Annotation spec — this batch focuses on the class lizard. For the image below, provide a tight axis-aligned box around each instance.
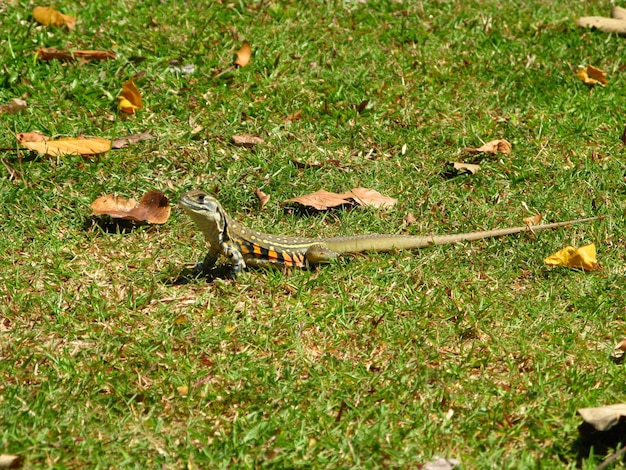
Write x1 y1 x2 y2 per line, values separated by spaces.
178 189 599 276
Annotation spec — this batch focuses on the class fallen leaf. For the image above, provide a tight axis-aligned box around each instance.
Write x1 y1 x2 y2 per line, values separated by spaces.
91 190 171 224
118 78 143 114
17 133 111 156
451 162 480 174
111 132 155 149
234 41 251 68
33 6 76 29
464 139 512 154
254 189 270 209
16 131 46 142
523 214 543 226
578 404 626 431
0 98 27 115
0 454 23 469
285 109 303 122
36 48 116 61
356 99 369 113
284 188 396 211
423 457 461 470
611 338 626 364
544 243 599 271
577 65 608 86
404 212 417 225
232 134 264 148
177 386 189 396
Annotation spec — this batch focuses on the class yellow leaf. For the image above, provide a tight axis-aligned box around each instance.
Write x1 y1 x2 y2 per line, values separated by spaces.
544 243 599 271
17 133 111 156
33 6 76 30
177 386 188 396
234 41 251 68
577 66 607 86
117 78 143 114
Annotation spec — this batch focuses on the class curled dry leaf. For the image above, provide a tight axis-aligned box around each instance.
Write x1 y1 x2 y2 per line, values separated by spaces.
91 190 171 224
0 454 23 469
0 98 27 115
285 109 303 122
33 6 76 29
611 338 626 364
523 214 543 226
111 132 155 149
577 65 607 86
118 78 143 114
578 404 626 431
17 133 111 156
254 189 271 209
232 134 264 148
544 243 599 271
451 162 480 175
464 139 512 155
284 188 396 211
234 41 252 68
36 48 116 61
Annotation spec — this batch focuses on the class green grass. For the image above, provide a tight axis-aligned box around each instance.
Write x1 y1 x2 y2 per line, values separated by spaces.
1 0 625 468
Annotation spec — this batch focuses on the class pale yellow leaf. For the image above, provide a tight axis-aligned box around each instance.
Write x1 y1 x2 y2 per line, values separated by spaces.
18 134 111 156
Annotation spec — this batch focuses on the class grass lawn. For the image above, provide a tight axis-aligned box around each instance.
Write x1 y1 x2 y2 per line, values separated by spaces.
1 0 625 467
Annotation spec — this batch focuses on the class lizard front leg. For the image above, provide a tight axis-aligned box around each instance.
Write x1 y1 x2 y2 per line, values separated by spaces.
221 241 247 275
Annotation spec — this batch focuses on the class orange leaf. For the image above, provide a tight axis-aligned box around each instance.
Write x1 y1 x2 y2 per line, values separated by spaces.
117 78 143 114
91 190 171 224
33 6 76 30
17 133 111 156
577 65 607 86
464 139 512 154
544 243 599 271
285 109 303 122
234 41 251 68
523 214 543 226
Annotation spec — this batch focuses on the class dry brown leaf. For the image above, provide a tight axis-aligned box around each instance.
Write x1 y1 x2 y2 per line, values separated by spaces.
464 139 512 154
0 98 27 115
234 41 252 68
118 78 143 114
356 99 369 113
577 65 608 86
451 162 480 174
254 189 270 209
523 214 543 226
349 187 397 208
284 188 396 211
232 134 264 148
404 212 417 225
578 404 626 431
111 132 155 149
33 6 76 29
91 190 171 224
36 48 116 61
17 133 111 156
285 109 303 122
16 131 46 142
544 243 599 271
611 338 626 364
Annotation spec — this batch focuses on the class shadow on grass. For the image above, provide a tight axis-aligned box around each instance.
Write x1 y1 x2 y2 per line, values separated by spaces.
572 422 626 468
165 265 235 285
85 216 146 234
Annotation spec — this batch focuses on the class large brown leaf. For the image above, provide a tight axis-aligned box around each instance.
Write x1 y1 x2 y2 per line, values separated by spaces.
284 188 397 211
91 191 171 224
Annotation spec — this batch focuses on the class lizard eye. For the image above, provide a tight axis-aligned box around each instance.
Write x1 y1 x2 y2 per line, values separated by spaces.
197 193 205 203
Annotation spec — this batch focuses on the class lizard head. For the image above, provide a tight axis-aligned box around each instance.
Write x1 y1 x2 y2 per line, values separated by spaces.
178 190 228 245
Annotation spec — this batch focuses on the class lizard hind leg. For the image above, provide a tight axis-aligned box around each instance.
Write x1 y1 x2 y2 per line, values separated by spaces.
305 244 339 266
